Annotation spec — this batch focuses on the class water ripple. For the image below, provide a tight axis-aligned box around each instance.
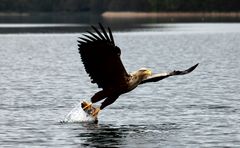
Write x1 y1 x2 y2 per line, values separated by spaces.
1 25 240 147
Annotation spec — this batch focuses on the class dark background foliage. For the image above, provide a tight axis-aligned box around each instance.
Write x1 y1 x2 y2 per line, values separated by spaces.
0 0 240 13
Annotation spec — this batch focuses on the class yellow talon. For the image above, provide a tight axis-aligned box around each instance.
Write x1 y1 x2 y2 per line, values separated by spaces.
91 108 100 118
81 101 92 110
81 101 100 119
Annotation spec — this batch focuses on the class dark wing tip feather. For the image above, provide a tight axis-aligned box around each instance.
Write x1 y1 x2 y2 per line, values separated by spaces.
108 27 115 45
82 34 97 42
78 37 92 43
77 40 86 44
78 23 114 46
91 25 106 40
86 30 101 40
185 63 199 73
171 63 199 75
99 23 110 42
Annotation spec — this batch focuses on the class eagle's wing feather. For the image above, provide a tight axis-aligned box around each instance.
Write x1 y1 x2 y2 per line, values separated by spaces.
140 63 198 84
78 23 128 89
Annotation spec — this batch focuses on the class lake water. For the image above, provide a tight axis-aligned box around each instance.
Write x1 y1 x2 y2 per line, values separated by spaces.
0 23 240 147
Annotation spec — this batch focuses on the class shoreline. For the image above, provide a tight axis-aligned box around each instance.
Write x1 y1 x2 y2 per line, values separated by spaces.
1 11 240 18
0 12 30 17
102 11 240 19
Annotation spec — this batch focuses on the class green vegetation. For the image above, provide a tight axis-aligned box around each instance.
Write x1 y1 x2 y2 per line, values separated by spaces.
0 0 240 13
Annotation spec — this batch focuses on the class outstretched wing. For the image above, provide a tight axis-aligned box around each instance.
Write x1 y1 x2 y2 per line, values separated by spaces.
78 23 129 89
140 63 199 84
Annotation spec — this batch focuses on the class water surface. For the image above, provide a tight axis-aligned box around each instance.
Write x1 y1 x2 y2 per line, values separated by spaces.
0 24 240 147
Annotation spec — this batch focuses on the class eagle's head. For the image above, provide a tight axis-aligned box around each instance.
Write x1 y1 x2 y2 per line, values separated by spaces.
138 68 152 79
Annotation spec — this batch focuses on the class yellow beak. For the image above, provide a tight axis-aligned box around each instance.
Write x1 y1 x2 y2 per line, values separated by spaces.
144 69 152 76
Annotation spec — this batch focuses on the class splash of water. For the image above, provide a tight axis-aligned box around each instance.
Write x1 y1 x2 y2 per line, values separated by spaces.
61 100 97 123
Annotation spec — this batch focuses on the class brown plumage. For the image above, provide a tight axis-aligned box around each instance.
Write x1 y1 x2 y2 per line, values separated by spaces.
78 23 198 115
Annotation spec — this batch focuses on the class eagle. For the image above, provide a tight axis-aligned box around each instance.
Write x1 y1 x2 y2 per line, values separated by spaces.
78 23 198 118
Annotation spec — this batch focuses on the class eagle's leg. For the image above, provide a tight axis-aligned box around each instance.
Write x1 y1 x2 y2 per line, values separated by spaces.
91 90 107 103
91 95 119 118
100 95 119 110
88 90 107 118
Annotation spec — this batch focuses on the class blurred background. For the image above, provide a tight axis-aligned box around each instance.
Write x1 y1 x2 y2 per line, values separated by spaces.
0 0 240 33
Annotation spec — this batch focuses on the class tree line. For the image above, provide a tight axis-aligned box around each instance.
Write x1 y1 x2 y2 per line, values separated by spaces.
0 0 240 13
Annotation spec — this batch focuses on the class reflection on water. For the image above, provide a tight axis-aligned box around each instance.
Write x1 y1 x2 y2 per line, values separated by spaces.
78 124 126 147
74 123 180 147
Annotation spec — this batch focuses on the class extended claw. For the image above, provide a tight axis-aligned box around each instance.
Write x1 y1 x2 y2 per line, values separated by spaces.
81 101 100 119
91 108 100 118
81 101 92 111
